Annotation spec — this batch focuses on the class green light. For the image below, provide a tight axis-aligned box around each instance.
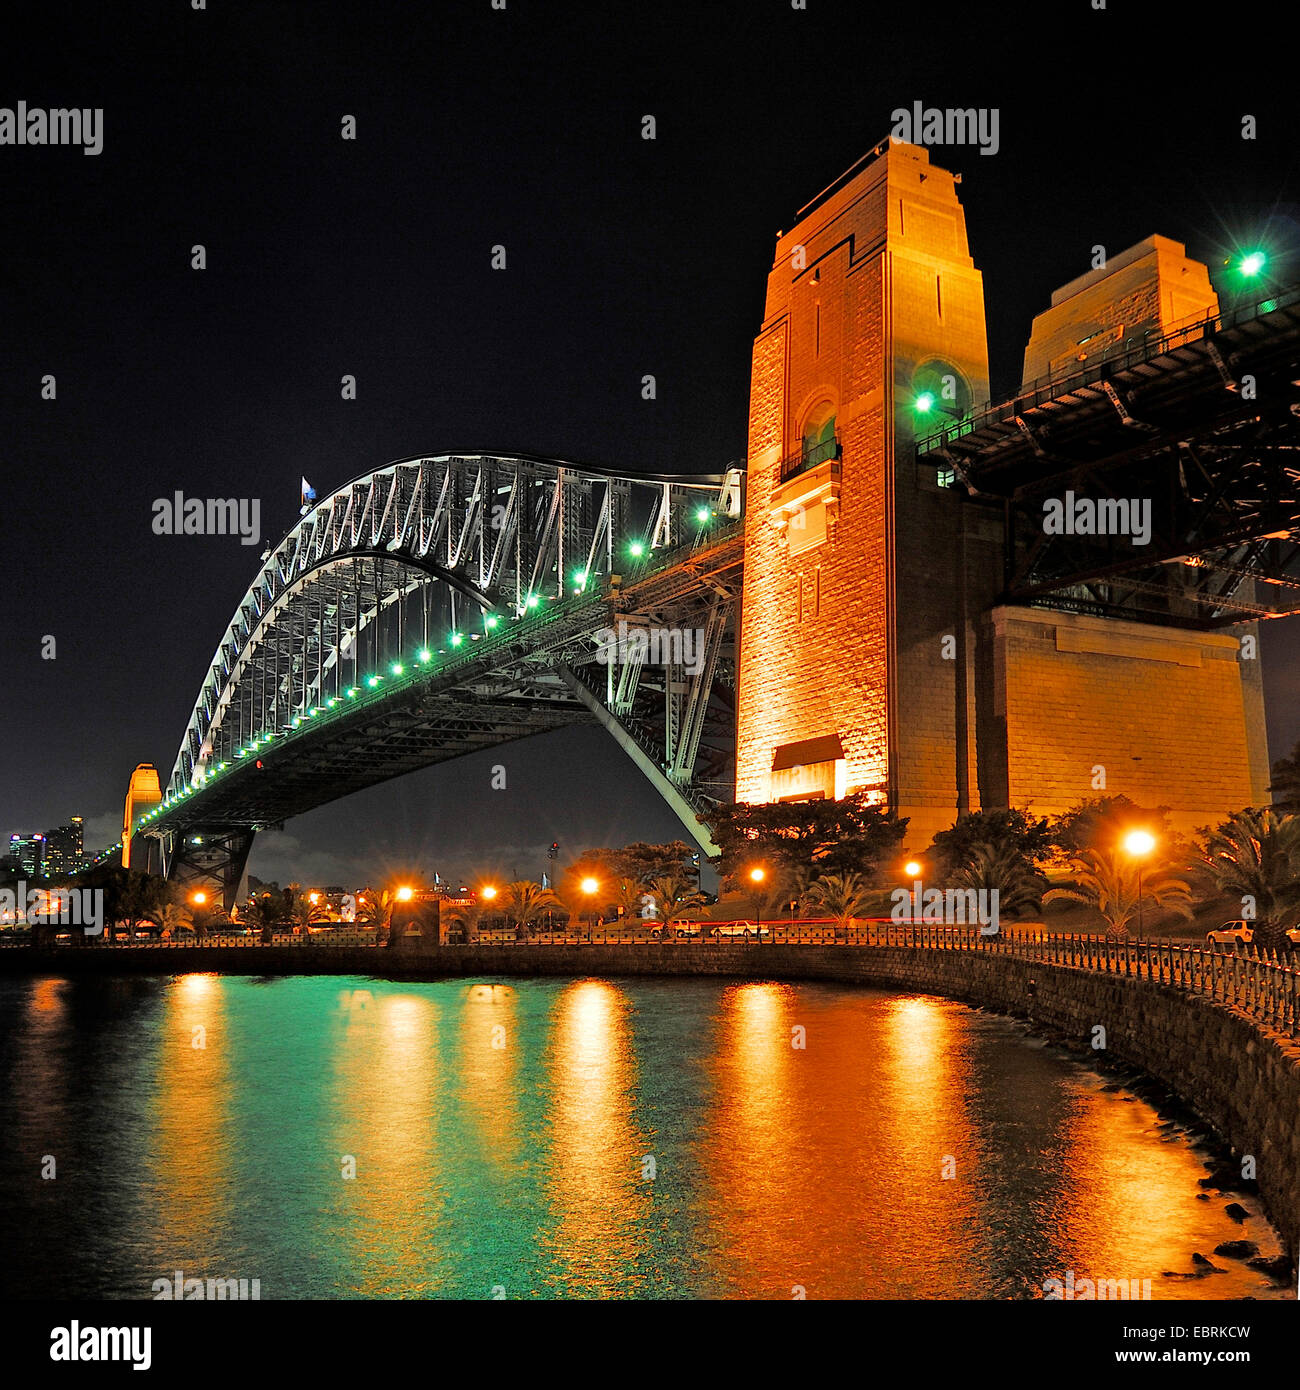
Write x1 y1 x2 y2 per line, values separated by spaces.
572 570 586 586
391 663 404 675
629 541 644 558
347 688 358 698
526 594 540 609
451 633 463 646
366 675 380 687
915 391 935 414
417 649 431 662
1241 251 1266 277
696 507 710 523
485 616 498 630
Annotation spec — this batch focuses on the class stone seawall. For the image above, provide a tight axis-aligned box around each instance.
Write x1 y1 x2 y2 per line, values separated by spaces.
10 941 1299 1256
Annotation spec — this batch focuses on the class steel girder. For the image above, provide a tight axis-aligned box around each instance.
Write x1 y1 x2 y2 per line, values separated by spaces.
166 454 737 799
159 828 255 915
130 457 744 871
918 287 1300 628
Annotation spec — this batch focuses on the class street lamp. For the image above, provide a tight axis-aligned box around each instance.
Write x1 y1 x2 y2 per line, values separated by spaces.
581 876 599 936
191 890 207 906
903 859 922 879
750 867 766 936
395 885 414 902
1123 830 1156 935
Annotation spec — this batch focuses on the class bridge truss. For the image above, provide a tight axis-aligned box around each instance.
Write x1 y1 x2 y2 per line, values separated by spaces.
918 287 1300 629
130 454 745 907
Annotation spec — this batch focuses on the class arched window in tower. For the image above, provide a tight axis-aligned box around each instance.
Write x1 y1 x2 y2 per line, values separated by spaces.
782 400 838 482
909 359 972 436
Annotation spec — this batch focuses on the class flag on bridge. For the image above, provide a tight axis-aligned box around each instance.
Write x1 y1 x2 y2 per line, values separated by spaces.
300 477 317 517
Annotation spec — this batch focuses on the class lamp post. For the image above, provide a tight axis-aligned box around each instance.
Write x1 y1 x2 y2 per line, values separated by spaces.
581 876 599 938
750 867 766 937
1123 830 1156 936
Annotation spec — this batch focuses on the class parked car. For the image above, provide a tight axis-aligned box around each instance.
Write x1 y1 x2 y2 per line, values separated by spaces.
1204 921 1300 947
706 921 772 941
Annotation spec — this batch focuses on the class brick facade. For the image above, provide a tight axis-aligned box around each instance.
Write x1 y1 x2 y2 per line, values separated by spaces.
736 143 1272 850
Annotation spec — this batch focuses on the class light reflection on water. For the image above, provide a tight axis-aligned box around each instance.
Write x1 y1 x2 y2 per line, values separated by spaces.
0 973 1287 1300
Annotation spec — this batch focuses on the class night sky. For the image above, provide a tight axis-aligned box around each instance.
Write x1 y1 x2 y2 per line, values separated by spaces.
2 1 1296 887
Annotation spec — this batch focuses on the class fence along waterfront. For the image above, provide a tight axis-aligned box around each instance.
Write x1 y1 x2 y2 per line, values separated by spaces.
23 921 1300 1041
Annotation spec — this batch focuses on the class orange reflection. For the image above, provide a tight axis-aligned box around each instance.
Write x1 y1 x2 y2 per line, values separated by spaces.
542 980 647 1293
459 983 520 1163
327 990 445 1294
151 974 232 1260
701 985 978 1298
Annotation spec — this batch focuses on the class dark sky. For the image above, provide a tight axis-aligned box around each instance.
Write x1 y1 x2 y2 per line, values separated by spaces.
2 0 1297 886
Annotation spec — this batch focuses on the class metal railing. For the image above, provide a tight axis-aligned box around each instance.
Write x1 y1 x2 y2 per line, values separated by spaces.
11 922 1300 1040
916 283 1300 455
779 436 840 484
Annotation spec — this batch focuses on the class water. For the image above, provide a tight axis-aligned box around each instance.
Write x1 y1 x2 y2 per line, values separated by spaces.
0 972 1287 1300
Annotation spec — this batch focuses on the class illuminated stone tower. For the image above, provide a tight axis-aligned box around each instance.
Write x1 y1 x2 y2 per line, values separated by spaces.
122 763 162 869
736 140 994 843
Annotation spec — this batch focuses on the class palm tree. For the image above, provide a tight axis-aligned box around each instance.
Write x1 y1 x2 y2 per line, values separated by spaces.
1044 847 1193 938
149 902 194 941
803 871 874 928
288 894 317 935
503 880 564 938
246 893 284 944
646 873 707 931
951 841 1048 921
1199 809 1300 953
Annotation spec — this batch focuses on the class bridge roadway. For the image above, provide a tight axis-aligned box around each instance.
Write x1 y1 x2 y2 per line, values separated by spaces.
123 519 742 902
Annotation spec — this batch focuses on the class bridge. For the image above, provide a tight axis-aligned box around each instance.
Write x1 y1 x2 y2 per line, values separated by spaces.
114 454 744 907
87 140 1300 905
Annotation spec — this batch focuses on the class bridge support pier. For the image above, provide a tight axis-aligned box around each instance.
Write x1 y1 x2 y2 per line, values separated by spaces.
157 827 256 915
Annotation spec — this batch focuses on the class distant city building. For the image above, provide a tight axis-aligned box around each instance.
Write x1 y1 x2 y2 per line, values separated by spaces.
43 818 85 876
8 833 46 876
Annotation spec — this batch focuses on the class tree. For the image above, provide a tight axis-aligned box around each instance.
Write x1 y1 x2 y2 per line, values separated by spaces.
950 841 1049 921
503 880 564 939
645 873 706 929
929 809 1054 878
149 902 194 940
608 841 699 884
699 794 907 887
1269 741 1300 815
246 892 288 944
1050 795 1173 860
1044 847 1193 939
1198 809 1300 953
78 864 170 946
803 871 875 928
